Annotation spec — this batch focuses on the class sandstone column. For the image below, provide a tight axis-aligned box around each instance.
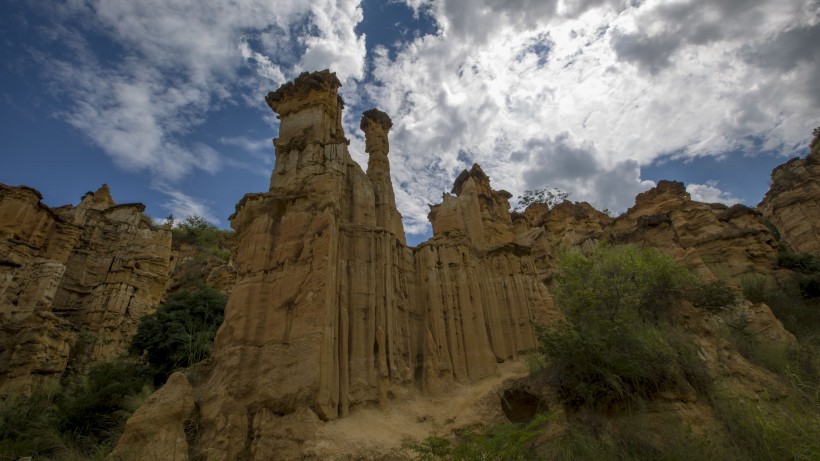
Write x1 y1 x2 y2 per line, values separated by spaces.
361 109 406 245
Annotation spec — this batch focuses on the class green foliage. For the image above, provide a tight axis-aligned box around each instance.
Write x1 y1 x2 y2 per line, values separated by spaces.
57 359 151 440
553 245 695 324
544 416 724 461
711 393 820 461
740 273 820 342
408 413 552 460
0 358 152 460
172 215 232 261
690 279 738 312
129 285 227 384
536 245 702 408
516 187 571 212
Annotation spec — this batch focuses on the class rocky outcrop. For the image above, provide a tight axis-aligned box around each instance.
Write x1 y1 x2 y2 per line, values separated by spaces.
758 143 820 255
0 184 173 394
112 70 557 460
0 185 81 394
609 181 781 281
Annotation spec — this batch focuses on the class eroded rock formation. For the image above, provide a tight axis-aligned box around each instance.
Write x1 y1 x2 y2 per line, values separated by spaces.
111 71 817 460
113 70 557 460
0 184 173 394
759 138 820 255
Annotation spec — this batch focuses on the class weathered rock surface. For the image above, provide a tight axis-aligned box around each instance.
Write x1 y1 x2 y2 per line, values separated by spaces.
113 70 557 459
111 72 817 460
109 372 195 461
759 140 820 255
0 184 173 394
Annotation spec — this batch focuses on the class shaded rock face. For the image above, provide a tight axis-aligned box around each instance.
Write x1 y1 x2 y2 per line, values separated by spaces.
0 184 173 394
759 146 820 255
114 70 557 460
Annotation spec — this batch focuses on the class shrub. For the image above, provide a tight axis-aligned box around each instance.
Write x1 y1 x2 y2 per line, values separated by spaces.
690 279 737 312
408 413 552 460
554 245 695 324
129 285 227 384
739 273 820 342
537 245 699 408
57 359 151 441
172 215 232 261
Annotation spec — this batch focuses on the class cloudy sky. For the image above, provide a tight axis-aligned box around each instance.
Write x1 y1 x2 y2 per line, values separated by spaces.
1 0 817 244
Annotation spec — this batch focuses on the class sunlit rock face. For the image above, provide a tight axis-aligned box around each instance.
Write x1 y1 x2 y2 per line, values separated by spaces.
111 70 818 460
112 70 556 460
0 184 173 395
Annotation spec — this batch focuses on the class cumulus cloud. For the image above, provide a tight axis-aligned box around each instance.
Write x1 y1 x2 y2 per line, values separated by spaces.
686 180 741 205
29 0 367 223
155 185 220 225
360 0 817 235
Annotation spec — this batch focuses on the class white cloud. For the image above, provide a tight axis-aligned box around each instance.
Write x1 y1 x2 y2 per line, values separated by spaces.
686 180 741 205
33 0 367 185
154 185 220 225
363 0 817 234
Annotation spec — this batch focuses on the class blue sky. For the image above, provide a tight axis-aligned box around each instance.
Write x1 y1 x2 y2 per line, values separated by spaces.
1 0 817 246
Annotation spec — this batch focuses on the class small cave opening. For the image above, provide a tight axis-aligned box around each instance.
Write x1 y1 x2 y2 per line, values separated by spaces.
501 387 546 424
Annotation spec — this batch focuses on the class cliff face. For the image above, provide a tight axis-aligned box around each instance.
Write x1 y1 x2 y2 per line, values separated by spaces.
759 145 820 255
0 184 173 394
112 71 557 460
0 185 81 394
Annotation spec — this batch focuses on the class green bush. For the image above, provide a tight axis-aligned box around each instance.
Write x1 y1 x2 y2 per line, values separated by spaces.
0 358 152 460
537 245 699 408
408 413 552 460
57 359 151 441
690 279 738 311
171 215 232 261
129 285 227 384
740 273 820 342
554 245 695 324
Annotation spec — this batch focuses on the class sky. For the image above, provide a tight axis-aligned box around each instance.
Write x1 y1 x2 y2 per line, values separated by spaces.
1 0 817 246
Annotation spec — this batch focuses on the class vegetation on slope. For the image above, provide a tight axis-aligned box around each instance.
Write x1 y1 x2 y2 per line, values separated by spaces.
410 244 820 460
0 284 227 460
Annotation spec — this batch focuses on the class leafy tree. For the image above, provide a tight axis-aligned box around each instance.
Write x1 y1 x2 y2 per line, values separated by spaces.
129 286 227 384
171 215 231 261
515 187 570 212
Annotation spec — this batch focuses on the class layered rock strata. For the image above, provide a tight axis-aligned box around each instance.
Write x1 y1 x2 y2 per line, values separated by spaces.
0 184 173 394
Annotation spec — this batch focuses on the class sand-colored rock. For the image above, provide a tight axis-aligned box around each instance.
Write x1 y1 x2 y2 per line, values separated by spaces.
108 372 195 461
759 144 820 255
0 185 81 393
53 185 174 366
0 183 173 394
112 72 817 460
113 70 557 459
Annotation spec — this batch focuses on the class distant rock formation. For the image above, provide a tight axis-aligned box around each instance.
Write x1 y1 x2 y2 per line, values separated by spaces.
0 184 173 394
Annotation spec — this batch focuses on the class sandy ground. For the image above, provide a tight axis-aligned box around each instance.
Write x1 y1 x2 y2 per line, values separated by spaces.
306 361 530 460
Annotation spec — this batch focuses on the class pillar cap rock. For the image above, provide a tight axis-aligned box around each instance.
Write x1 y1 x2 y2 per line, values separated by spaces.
265 69 342 116
360 108 393 132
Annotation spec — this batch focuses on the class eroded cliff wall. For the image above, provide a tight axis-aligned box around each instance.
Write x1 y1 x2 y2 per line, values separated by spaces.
111 71 818 461
112 71 557 460
0 184 173 394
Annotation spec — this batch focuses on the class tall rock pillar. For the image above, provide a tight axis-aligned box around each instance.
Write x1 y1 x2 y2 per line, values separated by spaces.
361 109 406 244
